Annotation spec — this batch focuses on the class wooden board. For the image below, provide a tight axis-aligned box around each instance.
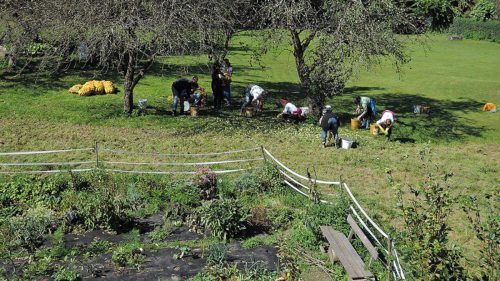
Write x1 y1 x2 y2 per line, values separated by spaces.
347 215 379 261
320 225 374 281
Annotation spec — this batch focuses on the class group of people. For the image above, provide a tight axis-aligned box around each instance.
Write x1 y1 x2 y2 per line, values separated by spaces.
319 96 395 148
169 59 395 147
171 59 233 116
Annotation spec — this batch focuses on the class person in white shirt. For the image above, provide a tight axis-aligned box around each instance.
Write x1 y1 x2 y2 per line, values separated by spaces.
376 110 395 140
278 98 302 121
241 84 266 113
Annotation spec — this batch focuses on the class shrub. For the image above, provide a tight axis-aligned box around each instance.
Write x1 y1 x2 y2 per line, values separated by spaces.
112 230 144 268
8 205 55 252
148 228 169 243
193 167 217 200
448 18 500 42
267 208 295 231
0 175 69 208
206 244 227 265
470 0 497 21
412 0 455 30
304 196 350 243
61 187 131 230
198 198 251 241
51 264 80 281
233 172 262 194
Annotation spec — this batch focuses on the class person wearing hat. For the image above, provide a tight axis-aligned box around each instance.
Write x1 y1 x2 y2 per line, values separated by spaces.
278 97 302 121
319 105 340 148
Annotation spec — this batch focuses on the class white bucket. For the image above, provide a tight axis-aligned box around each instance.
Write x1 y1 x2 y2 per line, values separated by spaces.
183 101 190 112
138 99 148 110
341 138 353 149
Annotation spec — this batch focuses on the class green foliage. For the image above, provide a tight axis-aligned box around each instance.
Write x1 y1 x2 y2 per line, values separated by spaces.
148 228 169 243
412 0 455 29
61 186 131 230
83 239 113 258
51 264 80 281
461 195 500 280
289 221 318 250
394 148 466 280
470 0 497 21
448 18 500 42
112 229 143 268
304 197 350 243
242 236 264 249
49 227 68 258
267 207 295 231
206 244 227 265
172 246 191 260
233 172 262 194
7 205 55 252
0 175 69 208
198 198 251 241
165 181 201 206
193 167 218 200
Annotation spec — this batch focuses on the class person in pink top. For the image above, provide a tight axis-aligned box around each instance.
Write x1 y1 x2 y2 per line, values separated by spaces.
376 110 395 140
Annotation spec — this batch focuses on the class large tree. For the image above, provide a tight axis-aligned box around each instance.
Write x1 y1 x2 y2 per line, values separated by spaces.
259 0 418 116
0 0 248 113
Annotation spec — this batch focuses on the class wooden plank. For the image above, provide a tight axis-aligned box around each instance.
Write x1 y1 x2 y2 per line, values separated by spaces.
320 226 374 279
347 215 379 261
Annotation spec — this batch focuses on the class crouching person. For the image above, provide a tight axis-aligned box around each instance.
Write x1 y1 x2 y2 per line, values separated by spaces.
376 110 395 141
241 84 266 115
278 98 302 121
319 105 339 148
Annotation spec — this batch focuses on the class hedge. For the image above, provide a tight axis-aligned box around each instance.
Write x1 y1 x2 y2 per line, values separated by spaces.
448 18 500 43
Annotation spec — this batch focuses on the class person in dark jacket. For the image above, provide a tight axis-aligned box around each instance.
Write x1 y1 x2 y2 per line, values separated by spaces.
319 105 339 148
211 63 224 111
172 76 198 116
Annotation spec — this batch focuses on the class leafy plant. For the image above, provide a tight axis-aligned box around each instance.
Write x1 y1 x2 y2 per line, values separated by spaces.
267 208 294 231
193 167 218 200
198 198 250 241
303 196 350 244
51 264 80 281
462 195 499 280
83 239 113 258
448 17 500 42
111 243 144 268
394 148 466 280
148 228 169 243
172 246 191 260
206 244 227 265
8 205 55 252
470 0 497 21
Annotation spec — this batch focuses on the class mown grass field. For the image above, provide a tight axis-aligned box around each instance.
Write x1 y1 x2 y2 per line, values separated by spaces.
1 33 499 277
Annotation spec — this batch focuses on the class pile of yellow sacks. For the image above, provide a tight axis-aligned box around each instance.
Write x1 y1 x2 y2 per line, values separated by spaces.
68 80 117 96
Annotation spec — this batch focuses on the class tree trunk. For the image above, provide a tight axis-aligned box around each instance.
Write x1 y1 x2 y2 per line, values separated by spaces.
123 53 135 114
290 29 323 117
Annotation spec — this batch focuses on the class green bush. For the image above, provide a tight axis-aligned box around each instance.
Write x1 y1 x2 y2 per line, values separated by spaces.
303 197 350 245
198 198 251 241
8 205 55 252
206 244 227 265
51 264 80 281
470 0 497 21
61 187 131 230
0 175 69 208
412 0 455 30
267 207 295 231
448 18 500 42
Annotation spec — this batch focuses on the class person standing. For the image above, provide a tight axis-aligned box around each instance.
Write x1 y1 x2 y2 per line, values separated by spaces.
354 95 376 129
211 63 224 111
172 76 198 116
241 84 266 114
319 105 339 148
376 110 395 140
221 58 233 106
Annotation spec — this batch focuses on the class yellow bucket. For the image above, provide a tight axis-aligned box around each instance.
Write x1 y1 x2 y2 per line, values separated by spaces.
244 107 254 118
370 123 379 135
190 106 198 117
351 118 360 130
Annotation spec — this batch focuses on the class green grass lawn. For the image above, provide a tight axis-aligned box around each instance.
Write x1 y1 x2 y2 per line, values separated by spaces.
0 33 499 276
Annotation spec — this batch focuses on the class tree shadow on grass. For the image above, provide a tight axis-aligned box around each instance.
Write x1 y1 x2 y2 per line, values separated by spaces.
373 93 484 142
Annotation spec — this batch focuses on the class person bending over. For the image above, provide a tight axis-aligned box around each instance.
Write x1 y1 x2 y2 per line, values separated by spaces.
172 76 198 116
354 95 376 129
241 84 266 114
319 105 339 148
376 110 395 140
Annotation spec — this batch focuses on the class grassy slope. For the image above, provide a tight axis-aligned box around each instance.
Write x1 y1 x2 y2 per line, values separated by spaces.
0 34 499 273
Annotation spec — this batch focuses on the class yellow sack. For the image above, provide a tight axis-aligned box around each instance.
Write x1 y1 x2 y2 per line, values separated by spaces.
92 80 105 95
483 103 496 111
78 81 95 96
68 84 82 94
103 80 116 94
